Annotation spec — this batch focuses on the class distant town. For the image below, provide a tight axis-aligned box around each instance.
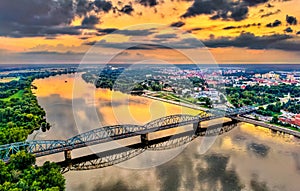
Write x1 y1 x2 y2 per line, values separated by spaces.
81 64 300 132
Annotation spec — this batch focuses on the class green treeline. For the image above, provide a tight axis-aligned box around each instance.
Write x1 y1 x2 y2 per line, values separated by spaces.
0 77 49 144
226 84 300 107
0 70 74 145
0 70 75 190
0 151 65 191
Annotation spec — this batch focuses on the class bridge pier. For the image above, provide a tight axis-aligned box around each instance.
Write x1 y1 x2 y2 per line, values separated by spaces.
193 122 206 136
64 149 72 161
141 134 149 147
231 118 239 124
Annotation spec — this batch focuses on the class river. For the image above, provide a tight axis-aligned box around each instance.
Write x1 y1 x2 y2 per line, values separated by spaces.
28 73 300 191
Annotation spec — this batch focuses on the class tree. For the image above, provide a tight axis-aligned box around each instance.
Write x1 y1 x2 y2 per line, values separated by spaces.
271 116 279 124
9 151 35 171
0 152 65 191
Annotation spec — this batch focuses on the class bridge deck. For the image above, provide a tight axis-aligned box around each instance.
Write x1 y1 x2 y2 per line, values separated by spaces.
0 106 257 161
232 116 300 138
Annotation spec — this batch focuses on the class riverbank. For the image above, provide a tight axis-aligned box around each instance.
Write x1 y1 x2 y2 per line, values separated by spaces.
142 93 209 112
143 92 300 138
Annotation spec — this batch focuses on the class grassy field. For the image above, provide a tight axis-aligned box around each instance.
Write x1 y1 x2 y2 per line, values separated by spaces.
0 77 20 83
150 92 198 105
1 90 24 101
268 122 300 132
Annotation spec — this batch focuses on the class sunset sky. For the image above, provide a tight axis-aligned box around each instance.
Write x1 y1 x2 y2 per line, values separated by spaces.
0 0 300 64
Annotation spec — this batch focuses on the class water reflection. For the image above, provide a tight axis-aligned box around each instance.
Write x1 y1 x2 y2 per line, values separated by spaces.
30 74 300 191
247 142 270 158
197 154 243 191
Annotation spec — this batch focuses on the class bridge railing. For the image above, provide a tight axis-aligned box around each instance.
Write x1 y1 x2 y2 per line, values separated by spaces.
0 106 256 161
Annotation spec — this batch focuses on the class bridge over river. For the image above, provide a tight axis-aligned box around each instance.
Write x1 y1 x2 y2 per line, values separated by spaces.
1 106 258 162
6 105 299 167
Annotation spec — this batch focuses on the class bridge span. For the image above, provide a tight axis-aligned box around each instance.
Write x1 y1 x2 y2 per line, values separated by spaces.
0 106 256 162
232 116 300 138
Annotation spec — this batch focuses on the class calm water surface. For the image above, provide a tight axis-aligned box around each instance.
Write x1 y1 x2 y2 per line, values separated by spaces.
28 74 300 191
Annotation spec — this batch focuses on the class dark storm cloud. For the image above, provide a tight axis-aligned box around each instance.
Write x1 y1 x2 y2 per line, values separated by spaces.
0 0 114 37
286 15 297 25
82 15 100 26
266 20 281 27
97 28 118 34
96 28 154 36
94 0 113 12
243 0 268 6
182 0 270 21
229 6 249 21
261 9 281 18
76 0 94 16
116 43 173 50
82 41 98 46
170 21 186 28
118 5 134 14
91 39 198 49
202 32 300 51
113 29 155 36
154 33 177 39
3 26 82 38
284 27 293 33
138 0 158 7
223 23 260 30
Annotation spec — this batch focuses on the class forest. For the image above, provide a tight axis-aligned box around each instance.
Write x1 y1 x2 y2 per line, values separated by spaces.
0 151 65 191
225 84 300 107
0 69 75 190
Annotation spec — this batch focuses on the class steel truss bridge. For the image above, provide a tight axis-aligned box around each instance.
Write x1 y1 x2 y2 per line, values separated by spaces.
0 106 256 162
58 120 239 173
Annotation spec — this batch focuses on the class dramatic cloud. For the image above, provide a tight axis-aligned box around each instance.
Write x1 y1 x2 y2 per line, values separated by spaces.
170 21 185 28
118 5 134 14
202 32 300 51
223 23 260 30
138 0 158 7
97 28 118 34
76 0 94 16
154 33 177 39
284 27 293 33
266 20 281 28
261 9 281 18
182 0 270 21
243 0 268 6
91 42 172 50
286 15 297 25
82 41 98 46
113 29 155 36
94 0 113 12
82 15 100 26
0 0 114 37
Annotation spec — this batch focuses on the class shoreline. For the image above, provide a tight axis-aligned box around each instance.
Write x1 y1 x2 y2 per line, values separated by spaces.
141 94 209 112
142 93 300 138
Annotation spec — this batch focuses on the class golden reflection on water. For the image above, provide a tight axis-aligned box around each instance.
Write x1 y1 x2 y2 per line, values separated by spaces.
239 123 298 145
33 74 199 126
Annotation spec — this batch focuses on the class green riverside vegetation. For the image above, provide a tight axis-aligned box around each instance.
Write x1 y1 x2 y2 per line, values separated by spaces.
0 69 75 190
0 151 65 191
